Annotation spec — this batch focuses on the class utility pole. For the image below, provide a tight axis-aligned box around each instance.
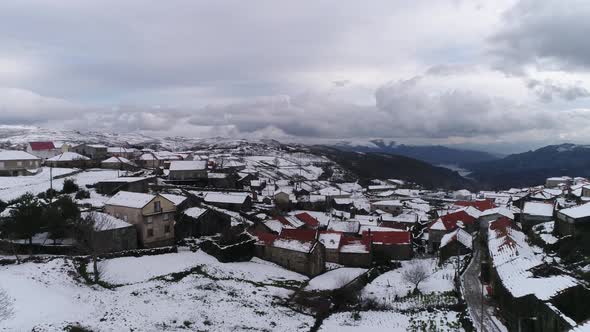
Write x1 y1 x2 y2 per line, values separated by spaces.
49 165 53 204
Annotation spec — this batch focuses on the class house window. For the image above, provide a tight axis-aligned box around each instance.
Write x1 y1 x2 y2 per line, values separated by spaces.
123 215 128 222
0 162 4 169
147 216 153 223
16 161 22 167
165 225 171 233
147 229 154 237
154 201 161 213
163 213 169 221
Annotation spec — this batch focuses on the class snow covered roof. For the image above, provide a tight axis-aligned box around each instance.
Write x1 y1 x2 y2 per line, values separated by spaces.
327 220 360 233
480 207 514 220
558 202 590 220
98 176 152 183
440 228 472 249
107 147 137 153
0 150 40 161
182 207 208 219
47 152 90 161
169 160 207 171
81 212 133 231
203 192 249 204
273 239 313 252
105 191 156 209
264 219 288 233
319 232 342 249
160 193 187 206
102 156 136 165
371 200 403 207
487 220 579 301
523 202 554 217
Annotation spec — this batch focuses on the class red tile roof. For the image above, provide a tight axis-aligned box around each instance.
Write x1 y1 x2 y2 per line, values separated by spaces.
294 212 320 228
28 141 55 151
279 228 317 242
362 231 411 245
340 235 371 251
253 231 278 245
489 216 516 231
430 210 477 231
454 199 496 211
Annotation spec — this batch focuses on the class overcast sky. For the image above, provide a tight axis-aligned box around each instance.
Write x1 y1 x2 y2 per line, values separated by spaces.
1 0 590 153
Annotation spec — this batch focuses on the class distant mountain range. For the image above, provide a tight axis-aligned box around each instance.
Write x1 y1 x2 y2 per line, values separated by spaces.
467 143 590 189
333 139 499 166
313 146 477 190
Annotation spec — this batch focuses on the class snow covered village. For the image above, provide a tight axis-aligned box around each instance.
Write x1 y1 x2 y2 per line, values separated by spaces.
0 129 587 332
3 1 590 331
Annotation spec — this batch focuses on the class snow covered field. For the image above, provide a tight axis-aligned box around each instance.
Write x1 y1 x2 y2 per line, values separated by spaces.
305 268 367 291
362 258 456 302
0 249 313 331
320 309 463 332
0 168 120 202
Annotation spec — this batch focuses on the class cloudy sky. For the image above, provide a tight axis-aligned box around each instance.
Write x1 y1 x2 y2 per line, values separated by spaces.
1 0 590 153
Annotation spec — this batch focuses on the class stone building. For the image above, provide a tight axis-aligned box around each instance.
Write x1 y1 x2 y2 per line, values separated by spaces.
104 191 176 248
175 207 231 239
0 151 41 176
81 211 138 252
254 229 325 277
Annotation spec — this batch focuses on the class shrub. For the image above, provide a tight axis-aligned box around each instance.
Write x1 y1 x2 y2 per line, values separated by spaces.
62 179 79 194
75 189 90 200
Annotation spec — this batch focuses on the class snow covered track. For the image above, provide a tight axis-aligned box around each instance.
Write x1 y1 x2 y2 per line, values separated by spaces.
461 239 507 332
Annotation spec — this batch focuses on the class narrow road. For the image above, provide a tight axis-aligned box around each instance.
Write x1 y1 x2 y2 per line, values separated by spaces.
461 237 507 332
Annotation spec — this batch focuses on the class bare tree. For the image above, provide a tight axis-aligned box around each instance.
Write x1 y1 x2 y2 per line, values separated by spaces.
0 287 14 323
74 212 114 283
402 261 430 294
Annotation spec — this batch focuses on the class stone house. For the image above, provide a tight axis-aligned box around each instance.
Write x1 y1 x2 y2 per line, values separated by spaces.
71 143 108 160
45 152 91 168
203 192 252 211
521 201 554 231
363 230 412 261
104 191 176 248
95 177 155 195
175 207 231 239
168 160 208 181
370 200 404 215
0 151 41 176
254 229 325 277
439 228 472 263
555 203 590 236
101 156 140 171
26 141 58 159
427 210 476 253
338 235 372 267
486 218 588 331
81 211 137 253
479 207 515 235
106 147 138 159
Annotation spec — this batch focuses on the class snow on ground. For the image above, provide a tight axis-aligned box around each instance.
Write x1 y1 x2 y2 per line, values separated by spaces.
319 309 464 332
362 258 456 302
0 168 120 202
532 221 559 245
305 268 367 291
0 250 313 331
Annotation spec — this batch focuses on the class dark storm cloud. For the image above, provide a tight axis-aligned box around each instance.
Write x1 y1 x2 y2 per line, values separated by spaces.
490 0 590 72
